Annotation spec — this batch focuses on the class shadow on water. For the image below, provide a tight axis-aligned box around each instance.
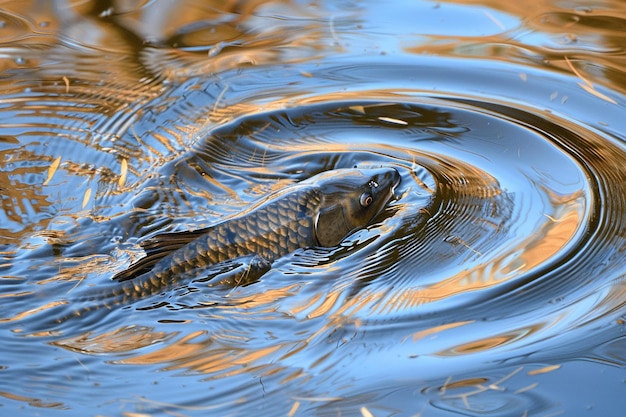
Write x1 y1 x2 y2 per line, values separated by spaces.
1 0 625 416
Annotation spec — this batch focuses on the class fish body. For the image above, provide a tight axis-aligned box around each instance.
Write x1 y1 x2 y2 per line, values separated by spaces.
85 167 400 306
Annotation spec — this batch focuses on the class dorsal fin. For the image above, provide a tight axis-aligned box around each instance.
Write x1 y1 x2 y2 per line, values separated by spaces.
112 227 210 282
141 228 209 255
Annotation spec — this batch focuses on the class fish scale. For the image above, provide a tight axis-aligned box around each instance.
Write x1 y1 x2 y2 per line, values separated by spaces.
82 187 322 309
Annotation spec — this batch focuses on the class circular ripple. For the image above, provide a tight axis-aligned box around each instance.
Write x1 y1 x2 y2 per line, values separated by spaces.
11 62 624 396
174 99 595 320
122 91 625 390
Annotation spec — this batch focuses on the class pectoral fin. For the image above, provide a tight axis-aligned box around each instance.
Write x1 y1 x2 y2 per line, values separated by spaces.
207 254 272 287
194 254 272 287
141 228 210 254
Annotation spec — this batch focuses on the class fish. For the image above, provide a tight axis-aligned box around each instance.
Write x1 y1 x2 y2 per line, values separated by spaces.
79 167 401 309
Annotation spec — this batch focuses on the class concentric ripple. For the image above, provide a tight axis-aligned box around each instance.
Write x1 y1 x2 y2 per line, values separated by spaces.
96 90 624 417
3 58 625 416
1 1 626 415
178 98 596 320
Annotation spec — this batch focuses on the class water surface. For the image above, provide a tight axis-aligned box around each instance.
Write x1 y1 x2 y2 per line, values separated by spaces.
1 1 625 416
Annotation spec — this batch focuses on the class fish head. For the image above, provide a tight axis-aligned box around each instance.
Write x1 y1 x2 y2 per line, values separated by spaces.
312 167 401 247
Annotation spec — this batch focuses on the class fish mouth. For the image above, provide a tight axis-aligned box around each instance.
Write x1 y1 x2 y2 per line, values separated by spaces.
370 167 401 203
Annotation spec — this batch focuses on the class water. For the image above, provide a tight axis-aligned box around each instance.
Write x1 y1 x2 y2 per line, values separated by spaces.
1 1 625 416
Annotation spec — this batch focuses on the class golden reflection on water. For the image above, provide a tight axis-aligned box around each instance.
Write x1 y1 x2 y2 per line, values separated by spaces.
52 325 170 354
0 390 63 410
359 189 584 316
290 290 341 319
440 324 542 356
50 283 305 375
116 329 286 378
516 189 584 273
222 283 302 310
0 149 54 240
117 0 343 82
0 300 66 326
0 1 624 414
415 0 626 95
410 321 474 343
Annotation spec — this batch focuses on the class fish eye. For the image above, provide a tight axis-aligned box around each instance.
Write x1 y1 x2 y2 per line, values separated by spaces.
360 192 373 207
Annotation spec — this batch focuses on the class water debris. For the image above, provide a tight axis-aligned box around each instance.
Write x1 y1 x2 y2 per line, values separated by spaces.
118 158 128 188
62 76 69 93
527 364 560 375
43 156 61 185
543 213 560 222
329 15 339 45
564 56 617 105
378 116 408 125
484 11 505 31
440 367 523 410
211 82 230 120
550 91 569 104
577 82 617 105
514 382 539 394
565 56 592 89
360 406 374 417
444 235 483 256
292 396 343 402
439 376 453 395
82 187 92 209
287 401 300 417
410 320 473 342
66 275 85 294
